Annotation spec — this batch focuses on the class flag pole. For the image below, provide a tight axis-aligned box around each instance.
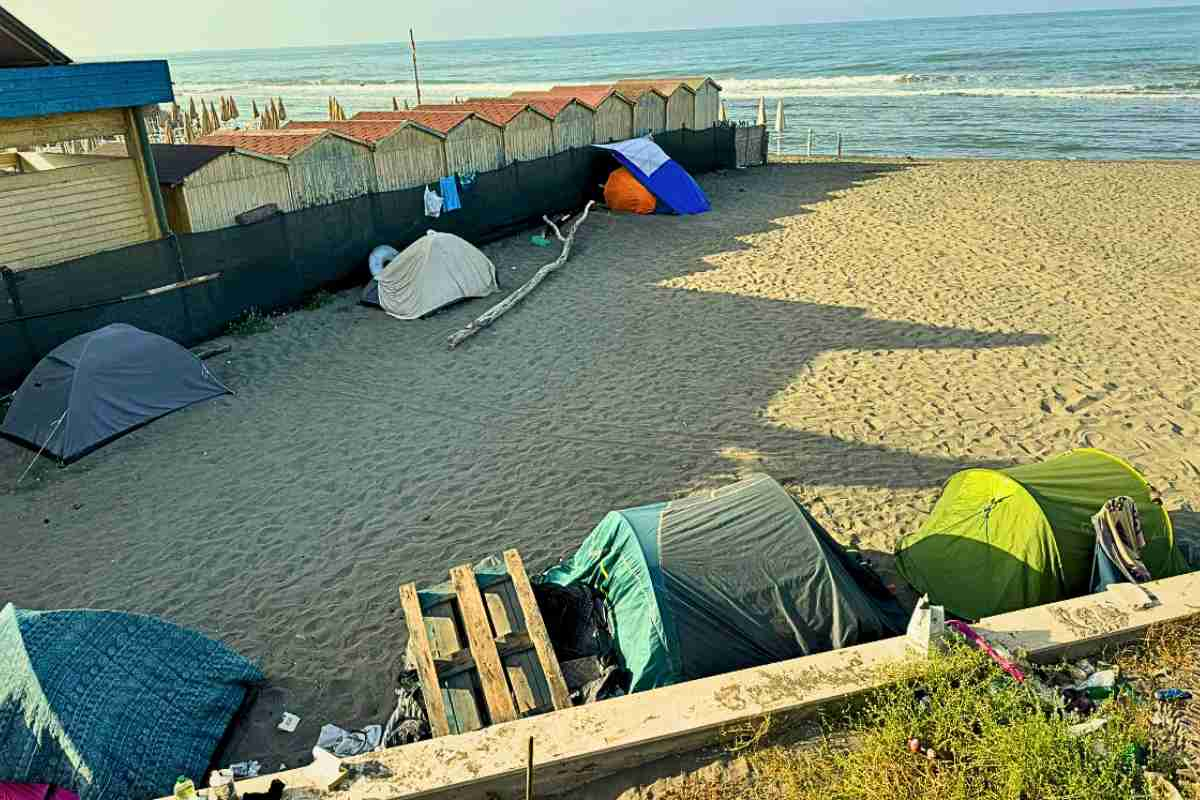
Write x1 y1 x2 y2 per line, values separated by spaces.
410 29 423 106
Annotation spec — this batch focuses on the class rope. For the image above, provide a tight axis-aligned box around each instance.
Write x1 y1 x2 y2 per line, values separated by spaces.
16 409 66 485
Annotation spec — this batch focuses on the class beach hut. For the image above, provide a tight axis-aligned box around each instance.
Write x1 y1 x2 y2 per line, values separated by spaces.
0 9 173 269
416 101 552 163
354 110 504 176
285 118 447 192
468 96 594 154
608 84 667 136
519 86 634 144
617 79 696 130
92 141 295 233
675 77 722 128
196 129 375 208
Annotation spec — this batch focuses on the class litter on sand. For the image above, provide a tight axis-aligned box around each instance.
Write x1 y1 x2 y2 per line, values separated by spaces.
277 712 300 733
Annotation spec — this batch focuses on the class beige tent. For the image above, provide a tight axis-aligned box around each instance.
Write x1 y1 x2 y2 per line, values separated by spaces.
371 231 498 320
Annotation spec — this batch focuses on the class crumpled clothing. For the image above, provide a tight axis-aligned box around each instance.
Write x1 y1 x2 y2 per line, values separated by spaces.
314 723 382 757
423 186 442 218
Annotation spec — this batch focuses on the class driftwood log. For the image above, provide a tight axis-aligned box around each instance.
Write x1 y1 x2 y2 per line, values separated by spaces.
446 200 594 349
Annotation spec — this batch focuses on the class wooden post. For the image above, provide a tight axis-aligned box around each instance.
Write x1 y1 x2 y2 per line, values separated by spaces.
837 133 842 160
410 29 423 106
125 107 169 237
525 736 534 800
807 128 813 158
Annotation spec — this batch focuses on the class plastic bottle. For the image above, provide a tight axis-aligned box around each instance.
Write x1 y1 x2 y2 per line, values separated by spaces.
173 776 198 800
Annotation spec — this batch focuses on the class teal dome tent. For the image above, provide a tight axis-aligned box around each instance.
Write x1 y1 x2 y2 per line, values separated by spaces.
539 474 907 691
0 604 262 800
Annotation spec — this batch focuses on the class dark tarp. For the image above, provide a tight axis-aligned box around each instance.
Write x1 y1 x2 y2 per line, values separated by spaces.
0 603 262 800
1 323 229 462
540 474 907 691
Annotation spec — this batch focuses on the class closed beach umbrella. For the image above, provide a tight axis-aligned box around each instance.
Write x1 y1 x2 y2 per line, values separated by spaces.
756 96 766 126
187 96 196 119
392 96 400 111
718 101 728 122
775 100 785 133
165 124 176 144
252 99 260 118
277 97 287 119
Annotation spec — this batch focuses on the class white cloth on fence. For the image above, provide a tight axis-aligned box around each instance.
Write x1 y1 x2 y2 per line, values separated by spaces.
423 186 443 218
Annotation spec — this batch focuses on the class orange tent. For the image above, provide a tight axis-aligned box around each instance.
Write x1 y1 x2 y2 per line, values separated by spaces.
604 167 656 214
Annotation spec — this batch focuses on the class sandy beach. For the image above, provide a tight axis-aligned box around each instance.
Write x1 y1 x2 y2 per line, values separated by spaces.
2 158 1199 771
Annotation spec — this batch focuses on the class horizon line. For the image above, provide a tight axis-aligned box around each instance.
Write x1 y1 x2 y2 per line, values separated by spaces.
73 2 1199 61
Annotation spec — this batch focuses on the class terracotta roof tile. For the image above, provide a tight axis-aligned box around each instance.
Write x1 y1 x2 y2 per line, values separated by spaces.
469 95 576 118
282 119 407 142
614 79 690 98
524 85 633 110
414 102 547 125
352 110 476 133
195 130 331 157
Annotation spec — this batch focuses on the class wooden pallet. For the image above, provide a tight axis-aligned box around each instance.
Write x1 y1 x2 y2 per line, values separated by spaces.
399 549 572 738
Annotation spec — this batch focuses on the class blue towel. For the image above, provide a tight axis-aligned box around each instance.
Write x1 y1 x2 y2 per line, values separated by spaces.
440 176 461 212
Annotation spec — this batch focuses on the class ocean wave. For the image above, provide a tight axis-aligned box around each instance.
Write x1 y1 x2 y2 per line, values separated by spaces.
171 80 554 101
718 74 1200 99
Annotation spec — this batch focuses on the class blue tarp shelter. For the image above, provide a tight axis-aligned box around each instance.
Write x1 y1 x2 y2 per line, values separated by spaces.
0 604 263 800
594 138 710 215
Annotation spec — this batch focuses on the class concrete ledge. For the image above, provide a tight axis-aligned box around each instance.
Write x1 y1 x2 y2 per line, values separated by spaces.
196 571 1200 799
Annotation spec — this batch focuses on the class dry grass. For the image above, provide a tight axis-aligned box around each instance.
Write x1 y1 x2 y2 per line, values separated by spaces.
659 628 1199 800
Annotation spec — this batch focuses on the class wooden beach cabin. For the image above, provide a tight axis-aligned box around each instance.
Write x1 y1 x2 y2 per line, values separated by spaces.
616 79 696 130
675 77 723 129
416 102 553 164
468 97 594 155
93 141 295 233
354 110 505 176
197 129 375 209
515 86 634 144
284 118 447 192
606 84 667 136
0 11 174 269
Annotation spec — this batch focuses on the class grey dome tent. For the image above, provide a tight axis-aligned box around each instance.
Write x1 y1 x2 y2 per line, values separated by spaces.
1 324 229 463
539 474 908 691
361 231 498 320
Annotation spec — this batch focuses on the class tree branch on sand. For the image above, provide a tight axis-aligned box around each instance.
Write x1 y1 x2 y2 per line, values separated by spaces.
446 201 595 349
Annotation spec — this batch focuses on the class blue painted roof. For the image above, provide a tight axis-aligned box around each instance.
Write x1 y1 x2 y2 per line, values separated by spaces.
0 60 173 120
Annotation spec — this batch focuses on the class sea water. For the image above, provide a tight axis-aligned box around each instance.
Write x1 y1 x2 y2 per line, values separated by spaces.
137 5 1199 159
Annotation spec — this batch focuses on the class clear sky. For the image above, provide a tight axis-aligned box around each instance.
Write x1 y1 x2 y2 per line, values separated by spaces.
7 0 1191 58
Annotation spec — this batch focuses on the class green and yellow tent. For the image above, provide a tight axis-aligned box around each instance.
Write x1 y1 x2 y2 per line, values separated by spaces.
896 449 1190 621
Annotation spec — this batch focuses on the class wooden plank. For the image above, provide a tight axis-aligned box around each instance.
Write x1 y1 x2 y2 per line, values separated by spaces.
0 203 144 245
0 219 149 262
0 109 128 149
0 185 142 221
423 600 483 735
504 549 572 711
451 564 518 725
436 632 533 679
483 579 518 638
507 659 538 714
398 583 451 738
0 158 135 193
